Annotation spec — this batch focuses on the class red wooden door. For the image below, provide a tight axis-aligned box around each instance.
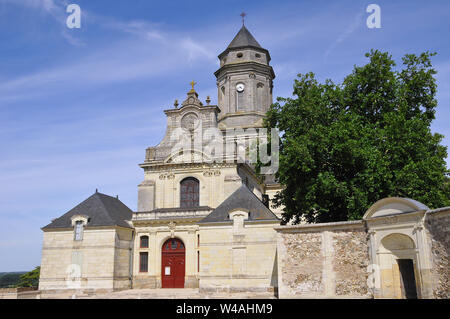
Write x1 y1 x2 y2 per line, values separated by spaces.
161 238 185 288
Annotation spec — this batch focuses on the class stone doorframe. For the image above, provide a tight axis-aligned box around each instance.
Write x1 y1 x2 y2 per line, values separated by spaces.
363 197 433 299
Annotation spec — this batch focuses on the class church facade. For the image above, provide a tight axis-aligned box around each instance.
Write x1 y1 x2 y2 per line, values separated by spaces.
38 25 450 299
39 25 283 293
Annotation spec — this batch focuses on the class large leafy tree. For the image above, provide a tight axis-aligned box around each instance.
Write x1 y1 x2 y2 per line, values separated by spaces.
16 266 40 288
265 50 450 224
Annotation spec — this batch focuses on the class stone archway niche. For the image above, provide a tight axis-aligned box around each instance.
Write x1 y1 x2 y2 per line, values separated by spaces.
379 233 419 298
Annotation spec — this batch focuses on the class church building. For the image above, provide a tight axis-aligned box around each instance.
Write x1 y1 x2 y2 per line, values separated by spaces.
39 24 283 293
38 24 450 299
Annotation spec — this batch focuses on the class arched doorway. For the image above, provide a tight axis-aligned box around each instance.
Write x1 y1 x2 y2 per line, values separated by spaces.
379 233 419 298
161 238 185 288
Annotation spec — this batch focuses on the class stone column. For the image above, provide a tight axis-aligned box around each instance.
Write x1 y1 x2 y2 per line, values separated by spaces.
367 229 381 298
185 229 199 288
413 221 433 298
321 231 335 297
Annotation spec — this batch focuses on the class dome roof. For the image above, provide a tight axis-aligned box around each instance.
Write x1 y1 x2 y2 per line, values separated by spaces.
363 197 429 219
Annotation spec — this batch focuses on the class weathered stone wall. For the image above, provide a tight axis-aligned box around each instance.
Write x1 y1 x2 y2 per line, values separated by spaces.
276 221 371 298
332 229 369 296
424 208 450 299
279 232 323 295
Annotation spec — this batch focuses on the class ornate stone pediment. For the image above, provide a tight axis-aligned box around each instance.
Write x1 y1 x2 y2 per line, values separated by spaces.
181 91 203 108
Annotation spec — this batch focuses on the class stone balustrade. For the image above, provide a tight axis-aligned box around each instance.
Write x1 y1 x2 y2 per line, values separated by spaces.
132 206 213 221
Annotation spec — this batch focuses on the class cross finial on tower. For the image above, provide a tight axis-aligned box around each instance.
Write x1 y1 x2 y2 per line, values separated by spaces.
189 80 197 92
240 12 246 25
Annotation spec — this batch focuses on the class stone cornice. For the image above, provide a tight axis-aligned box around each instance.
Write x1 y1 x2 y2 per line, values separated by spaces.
217 45 271 63
139 161 238 170
41 225 133 232
164 104 220 115
132 217 203 227
274 220 365 233
364 210 426 227
214 61 275 79
217 111 267 123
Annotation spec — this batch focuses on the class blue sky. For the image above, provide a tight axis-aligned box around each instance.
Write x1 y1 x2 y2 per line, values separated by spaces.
0 0 449 272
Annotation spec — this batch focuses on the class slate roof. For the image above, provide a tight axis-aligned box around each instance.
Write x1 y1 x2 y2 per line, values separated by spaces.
199 185 279 223
42 191 133 230
227 25 263 50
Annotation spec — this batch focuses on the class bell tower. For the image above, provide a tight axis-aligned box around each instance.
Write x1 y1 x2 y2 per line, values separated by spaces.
215 23 275 129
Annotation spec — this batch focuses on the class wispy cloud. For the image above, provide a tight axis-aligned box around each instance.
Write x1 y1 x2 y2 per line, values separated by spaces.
324 10 365 62
181 37 215 62
1 0 58 12
101 19 165 40
0 37 216 103
1 0 85 45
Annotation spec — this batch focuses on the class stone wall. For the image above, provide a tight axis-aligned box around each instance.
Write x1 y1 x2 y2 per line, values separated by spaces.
39 227 133 291
0 287 38 299
199 221 279 293
275 221 371 298
424 208 450 299
278 232 323 295
332 229 369 296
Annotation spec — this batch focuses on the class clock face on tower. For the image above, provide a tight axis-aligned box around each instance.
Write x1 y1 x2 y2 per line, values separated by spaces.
236 83 245 92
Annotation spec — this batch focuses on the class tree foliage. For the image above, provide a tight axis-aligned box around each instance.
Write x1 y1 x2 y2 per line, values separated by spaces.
16 266 40 288
265 50 450 224
0 272 24 288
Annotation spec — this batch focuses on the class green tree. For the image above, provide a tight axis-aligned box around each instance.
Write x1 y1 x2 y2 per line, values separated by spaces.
16 266 40 288
265 50 450 224
0 272 24 288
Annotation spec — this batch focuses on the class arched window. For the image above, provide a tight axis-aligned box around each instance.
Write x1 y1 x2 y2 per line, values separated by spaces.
180 177 199 207
163 238 185 251
140 235 149 248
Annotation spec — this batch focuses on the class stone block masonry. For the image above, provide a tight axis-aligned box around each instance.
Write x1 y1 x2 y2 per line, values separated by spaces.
425 208 450 298
275 204 450 299
275 221 371 298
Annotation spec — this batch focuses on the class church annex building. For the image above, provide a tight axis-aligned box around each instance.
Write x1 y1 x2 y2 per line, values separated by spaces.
38 25 450 299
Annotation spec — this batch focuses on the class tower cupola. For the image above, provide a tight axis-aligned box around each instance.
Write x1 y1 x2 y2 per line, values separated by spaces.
215 25 275 129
